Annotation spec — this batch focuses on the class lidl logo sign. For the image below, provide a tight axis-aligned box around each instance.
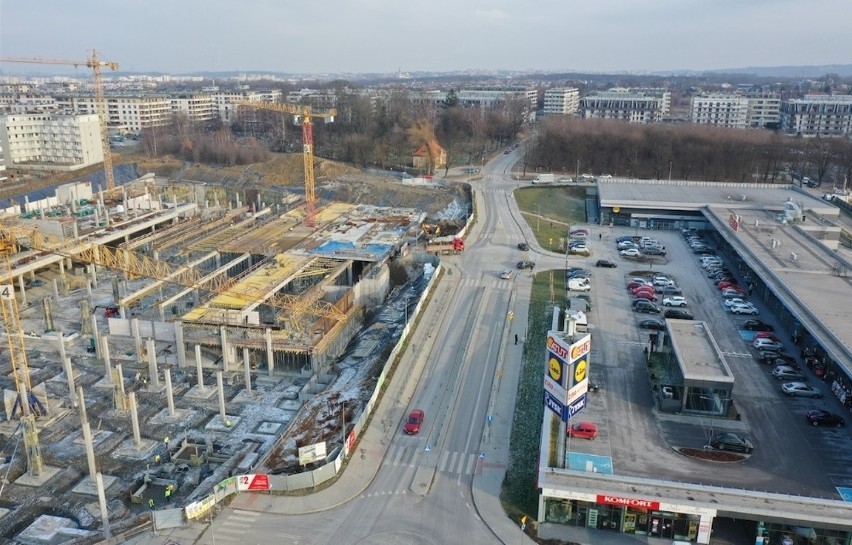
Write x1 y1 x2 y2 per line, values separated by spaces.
548 357 563 383
574 359 587 384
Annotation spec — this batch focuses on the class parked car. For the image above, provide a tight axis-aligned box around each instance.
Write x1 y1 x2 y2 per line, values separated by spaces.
643 247 666 256
567 421 598 439
724 298 750 309
517 260 535 269
754 332 781 341
710 433 754 454
656 285 683 296
742 319 774 332
721 288 746 298
616 236 635 243
664 309 694 320
499 269 513 279
662 296 687 307
717 281 739 290
633 300 660 314
754 338 784 351
567 269 591 279
730 303 759 315
638 319 666 330
632 286 656 295
627 281 648 290
517 242 530 251
634 291 658 302
620 248 641 257
805 409 846 427
781 382 822 398
772 365 807 381
403 409 425 434
694 247 716 255
595 260 617 268
618 241 639 250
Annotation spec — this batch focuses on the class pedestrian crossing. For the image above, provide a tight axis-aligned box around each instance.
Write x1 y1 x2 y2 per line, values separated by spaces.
383 444 479 476
214 510 261 542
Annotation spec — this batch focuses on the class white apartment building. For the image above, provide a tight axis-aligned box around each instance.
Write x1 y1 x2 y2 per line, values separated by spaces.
0 113 103 171
57 95 172 135
0 144 6 182
690 94 749 128
745 92 781 128
781 94 852 137
457 87 538 110
215 89 283 122
580 88 671 123
543 88 580 116
170 93 217 123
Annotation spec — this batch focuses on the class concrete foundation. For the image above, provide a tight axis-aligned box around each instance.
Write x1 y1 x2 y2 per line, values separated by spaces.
14 465 62 487
71 474 119 496
149 408 195 426
183 385 217 400
205 414 240 433
111 437 159 460
231 388 261 404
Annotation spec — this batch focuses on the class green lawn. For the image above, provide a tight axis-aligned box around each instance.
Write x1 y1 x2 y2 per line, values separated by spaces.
514 187 588 252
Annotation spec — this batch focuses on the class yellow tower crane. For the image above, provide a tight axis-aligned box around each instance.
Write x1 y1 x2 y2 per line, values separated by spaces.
235 101 335 227
0 235 45 478
0 50 120 190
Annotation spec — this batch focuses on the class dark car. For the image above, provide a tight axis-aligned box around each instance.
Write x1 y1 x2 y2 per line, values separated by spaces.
742 320 773 332
517 260 535 269
655 285 683 295
403 409 424 435
638 319 666 330
517 242 530 251
567 269 591 279
643 247 666 256
616 236 635 243
664 309 694 320
633 300 660 314
806 409 846 428
694 247 716 255
595 260 617 268
711 433 754 454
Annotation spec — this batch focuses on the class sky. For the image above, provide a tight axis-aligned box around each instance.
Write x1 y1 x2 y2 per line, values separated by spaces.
2 0 851 76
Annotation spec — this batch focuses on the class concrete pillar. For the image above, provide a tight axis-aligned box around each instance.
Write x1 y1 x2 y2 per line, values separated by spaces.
158 304 166 323
220 326 229 373
175 322 186 368
52 278 60 301
96 472 111 539
132 319 143 364
111 276 120 304
128 392 142 449
101 336 112 384
59 259 67 284
17 275 27 306
243 347 251 394
216 371 226 420
90 314 101 359
195 344 205 391
58 332 77 407
164 367 175 417
265 328 274 377
86 279 93 298
214 253 221 268
43 298 54 332
81 421 97 477
146 338 160 388
89 263 97 285
114 363 127 410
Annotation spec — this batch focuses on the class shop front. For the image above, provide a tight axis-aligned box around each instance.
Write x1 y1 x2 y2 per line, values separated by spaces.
542 492 714 543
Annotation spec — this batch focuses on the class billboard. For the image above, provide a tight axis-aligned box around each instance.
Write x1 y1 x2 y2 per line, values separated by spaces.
543 332 591 422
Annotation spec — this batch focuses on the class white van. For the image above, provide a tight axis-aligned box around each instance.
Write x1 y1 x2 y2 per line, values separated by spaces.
568 278 591 292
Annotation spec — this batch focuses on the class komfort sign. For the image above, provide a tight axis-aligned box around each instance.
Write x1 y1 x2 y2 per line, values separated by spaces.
596 494 660 511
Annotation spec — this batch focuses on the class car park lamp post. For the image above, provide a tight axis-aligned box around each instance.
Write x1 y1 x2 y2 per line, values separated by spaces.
699 395 716 448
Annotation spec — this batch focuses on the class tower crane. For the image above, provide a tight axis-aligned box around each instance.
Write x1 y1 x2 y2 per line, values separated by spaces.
0 50 120 190
236 101 335 227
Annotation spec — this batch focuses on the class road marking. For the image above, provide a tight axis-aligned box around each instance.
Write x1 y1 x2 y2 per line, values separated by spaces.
448 451 459 471
465 453 475 474
439 450 450 471
391 445 406 466
721 351 752 358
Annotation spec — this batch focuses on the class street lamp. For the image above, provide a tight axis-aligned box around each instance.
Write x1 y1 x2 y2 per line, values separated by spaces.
668 161 673 181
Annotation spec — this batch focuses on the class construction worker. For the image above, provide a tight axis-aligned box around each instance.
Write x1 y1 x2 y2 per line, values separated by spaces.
154 454 161 464
163 436 169 446
164 486 172 503
148 498 155 510
225 419 232 428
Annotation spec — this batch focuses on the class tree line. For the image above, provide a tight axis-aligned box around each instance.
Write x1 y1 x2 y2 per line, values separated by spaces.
528 117 852 186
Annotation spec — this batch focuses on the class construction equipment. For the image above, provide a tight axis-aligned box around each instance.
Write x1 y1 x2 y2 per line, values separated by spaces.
0 50 120 190
236 101 335 227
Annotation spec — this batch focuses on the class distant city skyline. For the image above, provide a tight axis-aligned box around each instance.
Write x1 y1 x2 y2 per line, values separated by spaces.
2 0 851 76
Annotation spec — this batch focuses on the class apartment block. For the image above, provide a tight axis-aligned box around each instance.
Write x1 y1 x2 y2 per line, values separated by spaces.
581 88 671 123
170 93 217 123
745 92 781 128
57 95 172 135
215 89 284 122
0 113 103 171
457 87 538 110
543 88 580 116
690 94 749 128
781 94 852 137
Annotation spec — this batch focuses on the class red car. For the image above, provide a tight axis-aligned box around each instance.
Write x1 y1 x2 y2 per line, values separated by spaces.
632 286 656 295
754 332 781 342
627 281 648 290
717 281 738 290
635 291 657 302
567 421 598 439
403 409 424 435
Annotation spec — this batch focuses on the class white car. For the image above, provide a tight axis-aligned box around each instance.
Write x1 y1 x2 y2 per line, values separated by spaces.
620 248 641 257
724 298 749 308
499 269 513 279
663 296 687 307
618 241 638 250
653 277 675 287
720 288 745 298
729 303 758 315
754 338 784 351
781 382 822 398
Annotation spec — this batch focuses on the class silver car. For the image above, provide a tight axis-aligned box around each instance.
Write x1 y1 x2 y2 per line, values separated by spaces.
781 382 822 398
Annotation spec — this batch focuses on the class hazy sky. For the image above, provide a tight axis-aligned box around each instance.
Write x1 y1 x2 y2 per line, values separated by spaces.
2 0 851 75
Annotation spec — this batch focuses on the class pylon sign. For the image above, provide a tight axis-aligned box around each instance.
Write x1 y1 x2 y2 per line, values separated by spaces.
543 332 591 422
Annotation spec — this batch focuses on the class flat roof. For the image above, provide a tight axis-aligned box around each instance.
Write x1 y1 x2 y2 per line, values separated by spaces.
667 320 734 383
597 179 852 378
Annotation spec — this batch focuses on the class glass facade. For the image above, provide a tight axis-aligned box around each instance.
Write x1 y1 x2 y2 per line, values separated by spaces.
756 521 851 545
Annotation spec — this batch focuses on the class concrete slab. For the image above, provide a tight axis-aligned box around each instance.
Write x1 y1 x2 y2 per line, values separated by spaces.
149 408 194 425
145 383 166 394
14 465 61 487
71 474 118 496
183 385 217 400
91 376 115 389
231 389 263 404
112 437 159 461
255 421 284 435
279 399 302 411
205 414 240 432
71 429 113 448
16 513 93 544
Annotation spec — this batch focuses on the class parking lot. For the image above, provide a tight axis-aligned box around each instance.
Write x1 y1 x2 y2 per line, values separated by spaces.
566 227 852 496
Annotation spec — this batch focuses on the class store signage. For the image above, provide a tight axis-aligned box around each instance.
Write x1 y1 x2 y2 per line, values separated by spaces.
570 335 591 360
566 380 588 404
544 390 567 420
546 334 571 361
567 394 587 419
596 494 660 510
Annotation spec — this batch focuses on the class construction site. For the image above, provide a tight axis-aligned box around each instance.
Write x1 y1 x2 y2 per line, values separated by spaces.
0 159 473 543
